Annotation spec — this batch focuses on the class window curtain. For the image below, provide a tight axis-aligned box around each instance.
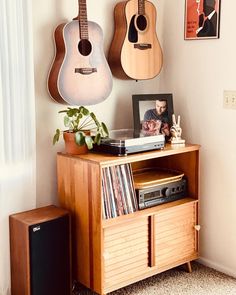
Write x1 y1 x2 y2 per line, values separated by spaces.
0 0 36 294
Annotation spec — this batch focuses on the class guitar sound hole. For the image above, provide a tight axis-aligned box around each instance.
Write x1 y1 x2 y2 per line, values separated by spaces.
136 15 147 31
78 39 92 56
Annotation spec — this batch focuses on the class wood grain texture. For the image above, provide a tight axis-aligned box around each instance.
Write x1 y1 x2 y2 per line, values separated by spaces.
108 1 130 79
57 155 103 293
58 143 200 168
104 253 198 294
103 198 198 228
48 23 68 104
10 217 31 295
103 217 149 289
108 0 163 80
155 202 197 269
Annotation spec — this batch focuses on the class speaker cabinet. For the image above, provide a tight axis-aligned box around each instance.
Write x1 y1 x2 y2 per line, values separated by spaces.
9 205 71 295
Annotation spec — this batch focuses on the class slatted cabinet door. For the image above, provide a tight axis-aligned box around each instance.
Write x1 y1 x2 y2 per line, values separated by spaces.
155 202 198 269
103 216 149 293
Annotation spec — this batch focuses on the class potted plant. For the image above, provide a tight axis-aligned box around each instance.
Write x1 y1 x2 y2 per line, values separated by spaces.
53 106 109 154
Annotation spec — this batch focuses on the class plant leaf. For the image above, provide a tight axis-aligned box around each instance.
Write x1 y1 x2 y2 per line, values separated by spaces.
53 129 61 145
82 107 90 116
90 112 100 126
75 131 85 146
58 109 68 113
101 122 109 137
94 133 101 145
64 116 70 127
67 108 76 117
85 136 94 150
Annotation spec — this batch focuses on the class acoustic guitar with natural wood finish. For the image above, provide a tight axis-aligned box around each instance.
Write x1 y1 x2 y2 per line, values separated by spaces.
108 0 163 80
48 0 113 105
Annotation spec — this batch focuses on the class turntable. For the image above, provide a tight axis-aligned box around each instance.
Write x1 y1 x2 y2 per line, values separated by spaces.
93 129 165 156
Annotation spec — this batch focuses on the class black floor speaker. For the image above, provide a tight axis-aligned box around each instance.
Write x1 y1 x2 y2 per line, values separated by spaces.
9 205 71 295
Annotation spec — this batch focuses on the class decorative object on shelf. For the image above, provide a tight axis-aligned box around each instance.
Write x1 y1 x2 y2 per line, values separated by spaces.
170 114 185 145
53 106 109 154
132 93 174 142
48 0 113 105
108 0 163 80
184 0 221 40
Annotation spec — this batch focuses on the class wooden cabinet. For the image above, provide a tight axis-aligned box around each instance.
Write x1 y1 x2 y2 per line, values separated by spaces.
57 143 200 295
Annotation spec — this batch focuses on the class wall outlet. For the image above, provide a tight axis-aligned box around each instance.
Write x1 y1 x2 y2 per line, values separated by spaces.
223 90 236 109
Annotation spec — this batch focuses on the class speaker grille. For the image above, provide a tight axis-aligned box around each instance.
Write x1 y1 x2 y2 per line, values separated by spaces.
29 215 70 295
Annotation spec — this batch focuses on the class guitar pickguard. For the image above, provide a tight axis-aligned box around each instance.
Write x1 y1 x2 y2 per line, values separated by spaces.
128 15 138 43
128 14 148 43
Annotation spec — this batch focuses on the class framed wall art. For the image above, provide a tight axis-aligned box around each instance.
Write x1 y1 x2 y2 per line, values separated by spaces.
184 0 221 40
132 94 174 141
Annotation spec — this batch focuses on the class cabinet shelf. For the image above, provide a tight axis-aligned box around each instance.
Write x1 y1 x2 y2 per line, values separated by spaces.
57 143 200 295
58 143 200 167
102 198 198 228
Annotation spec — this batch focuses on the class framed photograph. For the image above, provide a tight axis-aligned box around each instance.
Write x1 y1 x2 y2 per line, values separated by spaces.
132 94 174 141
184 0 221 40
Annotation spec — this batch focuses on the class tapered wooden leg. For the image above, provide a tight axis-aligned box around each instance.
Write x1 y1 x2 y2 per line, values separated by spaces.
186 261 192 273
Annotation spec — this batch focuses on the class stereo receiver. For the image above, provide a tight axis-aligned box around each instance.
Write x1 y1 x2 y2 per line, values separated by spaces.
136 178 187 209
133 168 187 209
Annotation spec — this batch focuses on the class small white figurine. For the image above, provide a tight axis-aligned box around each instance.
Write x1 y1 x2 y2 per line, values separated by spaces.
170 114 185 145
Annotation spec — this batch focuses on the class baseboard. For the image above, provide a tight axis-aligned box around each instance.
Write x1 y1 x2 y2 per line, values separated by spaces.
198 257 236 278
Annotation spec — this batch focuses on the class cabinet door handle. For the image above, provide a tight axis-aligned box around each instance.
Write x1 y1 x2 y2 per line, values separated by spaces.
194 225 201 231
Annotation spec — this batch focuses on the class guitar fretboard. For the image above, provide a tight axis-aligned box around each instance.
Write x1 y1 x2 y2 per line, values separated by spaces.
138 0 145 15
79 0 89 39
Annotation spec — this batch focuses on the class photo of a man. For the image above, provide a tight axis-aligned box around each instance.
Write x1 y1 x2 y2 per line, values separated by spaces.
142 99 170 137
132 94 174 142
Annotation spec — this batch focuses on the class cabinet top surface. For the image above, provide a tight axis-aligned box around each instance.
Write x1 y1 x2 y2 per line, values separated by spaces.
58 143 200 167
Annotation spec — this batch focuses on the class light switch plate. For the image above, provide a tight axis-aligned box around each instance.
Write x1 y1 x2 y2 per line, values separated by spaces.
223 90 236 109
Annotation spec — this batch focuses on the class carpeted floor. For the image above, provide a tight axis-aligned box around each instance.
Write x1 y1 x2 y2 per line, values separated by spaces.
73 262 236 295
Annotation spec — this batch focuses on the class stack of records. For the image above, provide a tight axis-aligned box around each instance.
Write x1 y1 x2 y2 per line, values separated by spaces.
102 163 138 219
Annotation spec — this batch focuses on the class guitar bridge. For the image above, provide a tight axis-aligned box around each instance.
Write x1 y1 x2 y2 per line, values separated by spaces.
75 68 97 75
134 43 152 50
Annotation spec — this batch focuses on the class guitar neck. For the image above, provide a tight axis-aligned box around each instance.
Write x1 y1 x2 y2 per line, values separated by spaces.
78 0 89 39
138 0 145 15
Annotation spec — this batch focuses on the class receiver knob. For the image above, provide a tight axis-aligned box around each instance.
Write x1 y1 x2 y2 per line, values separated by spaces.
162 187 171 197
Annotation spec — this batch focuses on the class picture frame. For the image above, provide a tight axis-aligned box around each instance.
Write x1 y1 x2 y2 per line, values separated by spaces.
132 94 174 141
184 0 221 40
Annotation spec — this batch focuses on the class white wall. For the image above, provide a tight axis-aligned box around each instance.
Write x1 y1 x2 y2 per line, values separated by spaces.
161 0 236 277
33 0 236 278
